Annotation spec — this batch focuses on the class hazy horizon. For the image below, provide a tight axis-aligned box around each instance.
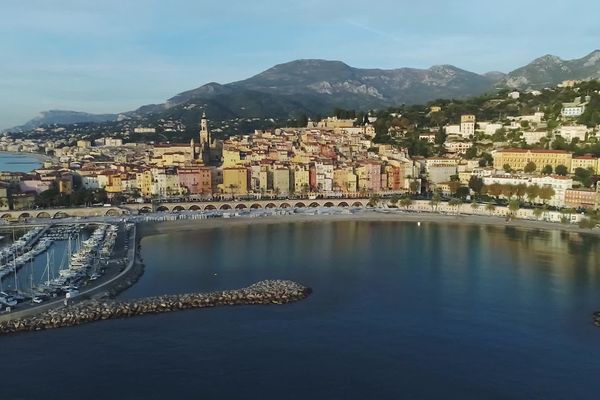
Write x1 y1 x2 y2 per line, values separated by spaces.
1 0 600 129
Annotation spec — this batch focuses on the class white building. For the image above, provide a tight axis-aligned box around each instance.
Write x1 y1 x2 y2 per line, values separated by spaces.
444 124 461 135
522 131 548 145
561 96 590 118
555 125 589 142
444 141 472 154
460 115 476 137
482 174 572 208
477 122 503 136
134 127 156 134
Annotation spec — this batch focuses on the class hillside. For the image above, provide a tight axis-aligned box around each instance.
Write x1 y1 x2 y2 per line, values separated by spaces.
10 50 600 133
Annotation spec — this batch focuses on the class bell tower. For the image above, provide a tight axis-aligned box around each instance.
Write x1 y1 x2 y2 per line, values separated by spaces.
200 112 210 146
199 111 211 164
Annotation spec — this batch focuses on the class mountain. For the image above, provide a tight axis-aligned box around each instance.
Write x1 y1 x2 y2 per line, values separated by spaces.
125 60 501 125
10 50 600 132
505 50 600 89
231 60 497 106
9 110 118 132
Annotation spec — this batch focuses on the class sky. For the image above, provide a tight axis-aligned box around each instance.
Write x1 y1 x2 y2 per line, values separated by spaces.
1 0 599 129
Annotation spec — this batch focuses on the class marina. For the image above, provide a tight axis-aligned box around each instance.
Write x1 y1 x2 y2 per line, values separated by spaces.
0 222 121 312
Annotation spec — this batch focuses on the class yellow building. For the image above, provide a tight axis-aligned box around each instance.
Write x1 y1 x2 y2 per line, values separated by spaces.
272 168 290 195
493 149 572 172
291 166 310 194
333 167 357 192
98 171 122 195
570 155 598 173
222 167 248 195
136 170 154 197
150 152 190 167
316 117 355 129
152 144 194 161
222 148 243 167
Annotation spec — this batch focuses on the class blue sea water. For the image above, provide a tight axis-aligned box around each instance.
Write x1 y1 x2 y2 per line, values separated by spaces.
1 220 600 400
0 152 42 173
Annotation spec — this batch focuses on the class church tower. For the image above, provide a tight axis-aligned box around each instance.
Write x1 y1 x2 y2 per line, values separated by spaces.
200 111 210 147
199 111 211 164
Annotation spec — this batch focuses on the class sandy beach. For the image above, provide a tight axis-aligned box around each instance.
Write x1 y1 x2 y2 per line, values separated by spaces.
138 210 599 238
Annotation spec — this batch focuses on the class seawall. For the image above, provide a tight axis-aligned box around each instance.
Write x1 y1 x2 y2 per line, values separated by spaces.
0 280 311 335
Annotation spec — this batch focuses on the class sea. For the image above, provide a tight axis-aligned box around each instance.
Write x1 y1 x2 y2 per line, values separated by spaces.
0 152 42 173
2 220 600 399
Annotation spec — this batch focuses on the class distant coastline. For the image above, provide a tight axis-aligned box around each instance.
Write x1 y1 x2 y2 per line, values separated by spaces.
0 151 51 173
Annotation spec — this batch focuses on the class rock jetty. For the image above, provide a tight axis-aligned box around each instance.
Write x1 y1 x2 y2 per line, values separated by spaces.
0 280 311 335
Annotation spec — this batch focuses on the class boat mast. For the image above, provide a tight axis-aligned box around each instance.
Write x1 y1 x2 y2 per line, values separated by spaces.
46 252 51 286
13 254 18 292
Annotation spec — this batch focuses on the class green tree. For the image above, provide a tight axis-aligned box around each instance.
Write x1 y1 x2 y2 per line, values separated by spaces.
508 199 520 215
448 180 461 195
526 184 540 203
465 146 478 159
542 165 553 175
555 164 568 176
434 126 447 145
399 197 413 210
524 161 536 173
449 197 463 215
468 176 484 195
456 186 470 199
538 186 555 204
368 194 380 207
501 184 517 199
409 180 420 194
389 194 401 207
533 207 544 220
429 192 441 211
480 152 493 167
515 184 527 201
486 183 503 201
503 163 512 173
574 167 593 187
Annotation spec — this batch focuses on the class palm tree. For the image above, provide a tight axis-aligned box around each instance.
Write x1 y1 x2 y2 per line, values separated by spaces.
389 194 401 207
399 197 413 211
367 194 380 207
485 203 496 215
429 192 441 212
449 197 462 215
508 199 520 217
228 184 238 199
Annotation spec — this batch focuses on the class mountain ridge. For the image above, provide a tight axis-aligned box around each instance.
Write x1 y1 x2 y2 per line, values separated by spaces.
9 50 600 132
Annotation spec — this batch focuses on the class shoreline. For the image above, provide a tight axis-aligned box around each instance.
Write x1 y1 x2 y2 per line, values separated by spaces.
137 211 600 238
0 150 52 171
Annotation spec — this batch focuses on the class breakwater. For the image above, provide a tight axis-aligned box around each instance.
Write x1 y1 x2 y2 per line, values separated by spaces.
0 280 311 335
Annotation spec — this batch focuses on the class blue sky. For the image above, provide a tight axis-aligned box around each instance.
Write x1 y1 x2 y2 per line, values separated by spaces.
1 0 599 129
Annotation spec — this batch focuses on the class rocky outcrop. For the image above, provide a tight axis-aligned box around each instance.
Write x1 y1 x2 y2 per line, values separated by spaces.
0 280 311 335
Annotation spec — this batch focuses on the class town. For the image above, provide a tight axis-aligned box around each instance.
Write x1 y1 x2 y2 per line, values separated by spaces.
1 79 600 227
